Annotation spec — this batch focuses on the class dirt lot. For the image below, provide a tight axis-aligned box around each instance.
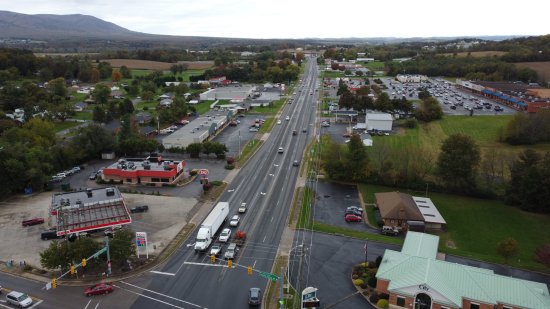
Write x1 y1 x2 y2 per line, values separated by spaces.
514 61 550 83
100 59 214 70
0 191 197 270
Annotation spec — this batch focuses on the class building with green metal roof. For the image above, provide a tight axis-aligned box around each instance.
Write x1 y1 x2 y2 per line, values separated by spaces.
376 231 550 309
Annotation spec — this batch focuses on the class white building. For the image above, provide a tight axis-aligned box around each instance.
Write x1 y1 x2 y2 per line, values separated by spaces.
366 113 393 131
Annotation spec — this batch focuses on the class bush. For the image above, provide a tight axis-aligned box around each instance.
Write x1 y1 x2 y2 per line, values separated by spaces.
225 164 235 170
404 118 418 128
190 169 198 176
368 277 377 288
369 293 379 303
377 299 389 309
379 293 389 300
226 157 235 165
353 279 364 286
352 264 365 276
360 282 368 289
211 180 223 186
352 274 359 280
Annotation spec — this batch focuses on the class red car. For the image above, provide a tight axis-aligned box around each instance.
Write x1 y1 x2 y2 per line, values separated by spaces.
22 218 45 227
345 214 362 222
84 283 114 296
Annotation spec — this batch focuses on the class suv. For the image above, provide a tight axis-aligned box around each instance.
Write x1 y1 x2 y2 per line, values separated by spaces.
248 288 262 306
381 226 399 236
130 205 149 213
6 291 33 307
41 229 61 240
224 243 238 260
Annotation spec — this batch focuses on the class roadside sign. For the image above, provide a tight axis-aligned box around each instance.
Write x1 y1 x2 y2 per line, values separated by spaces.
259 271 279 281
198 169 209 176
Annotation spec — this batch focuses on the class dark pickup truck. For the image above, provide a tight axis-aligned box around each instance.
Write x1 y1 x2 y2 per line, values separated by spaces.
130 205 149 213
22 218 45 227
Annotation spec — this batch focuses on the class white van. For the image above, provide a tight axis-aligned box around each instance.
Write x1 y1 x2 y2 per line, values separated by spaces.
6 291 33 307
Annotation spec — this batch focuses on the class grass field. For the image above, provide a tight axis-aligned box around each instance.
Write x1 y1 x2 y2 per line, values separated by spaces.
322 71 345 78
359 184 550 272
370 115 550 161
53 121 80 132
132 69 155 77
73 111 93 121
358 60 386 71
136 101 158 111
193 101 212 115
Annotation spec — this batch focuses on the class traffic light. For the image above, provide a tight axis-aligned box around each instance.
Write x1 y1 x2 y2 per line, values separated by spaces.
247 266 253 275
210 255 215 264
227 260 233 269
51 278 57 289
70 264 75 275
82 258 87 267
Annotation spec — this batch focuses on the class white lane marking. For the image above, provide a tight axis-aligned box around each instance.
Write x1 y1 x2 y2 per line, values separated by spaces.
118 281 206 308
271 216 274 223
28 300 43 309
94 300 101 309
115 285 184 309
253 260 257 268
150 270 176 276
263 235 267 243
84 299 92 309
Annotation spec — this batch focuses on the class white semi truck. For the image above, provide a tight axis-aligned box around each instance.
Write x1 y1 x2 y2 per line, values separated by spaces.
194 201 229 252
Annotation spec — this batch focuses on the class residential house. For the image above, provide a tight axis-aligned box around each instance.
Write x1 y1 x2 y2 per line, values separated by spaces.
374 192 446 230
135 112 153 124
74 102 88 112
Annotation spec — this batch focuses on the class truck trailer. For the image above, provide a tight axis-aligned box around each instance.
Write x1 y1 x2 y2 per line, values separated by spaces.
194 202 229 252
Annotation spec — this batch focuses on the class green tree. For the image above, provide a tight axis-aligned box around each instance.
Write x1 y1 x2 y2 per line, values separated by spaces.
92 105 106 123
48 77 68 98
415 97 443 122
71 124 116 160
40 240 69 270
119 65 131 79
186 143 202 158
436 134 480 191
346 134 370 181
496 237 519 263
92 83 111 105
109 229 134 264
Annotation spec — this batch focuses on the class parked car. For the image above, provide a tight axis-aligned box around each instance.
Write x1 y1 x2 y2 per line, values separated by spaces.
345 209 363 216
381 226 399 236
248 288 262 306
219 228 231 242
41 229 61 240
22 218 45 227
345 214 362 222
6 291 32 307
229 215 240 227
346 206 363 214
84 283 114 296
89 172 98 180
494 106 504 112
130 205 149 213
224 242 238 260
210 243 222 256
238 202 247 213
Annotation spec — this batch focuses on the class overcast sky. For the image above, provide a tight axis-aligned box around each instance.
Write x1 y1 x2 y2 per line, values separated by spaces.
1 0 549 39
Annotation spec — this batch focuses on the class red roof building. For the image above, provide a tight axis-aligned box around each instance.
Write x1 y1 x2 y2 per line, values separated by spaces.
102 158 186 186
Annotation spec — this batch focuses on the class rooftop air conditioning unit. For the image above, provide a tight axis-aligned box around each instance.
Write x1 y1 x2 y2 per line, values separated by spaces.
106 188 115 196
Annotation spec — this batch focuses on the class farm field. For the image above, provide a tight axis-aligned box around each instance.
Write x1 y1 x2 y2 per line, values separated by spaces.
359 184 550 272
514 61 550 83
102 59 214 71
440 51 508 57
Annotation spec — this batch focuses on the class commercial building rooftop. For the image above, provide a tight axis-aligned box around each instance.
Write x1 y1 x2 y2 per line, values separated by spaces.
51 187 131 236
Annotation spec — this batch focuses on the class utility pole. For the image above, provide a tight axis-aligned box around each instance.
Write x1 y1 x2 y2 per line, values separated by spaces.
279 266 284 309
105 236 111 276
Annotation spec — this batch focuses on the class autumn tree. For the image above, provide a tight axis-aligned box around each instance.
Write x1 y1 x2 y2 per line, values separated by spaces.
534 244 550 267
415 97 443 122
436 134 480 191
496 237 519 263
90 68 100 83
112 70 121 82
119 65 131 79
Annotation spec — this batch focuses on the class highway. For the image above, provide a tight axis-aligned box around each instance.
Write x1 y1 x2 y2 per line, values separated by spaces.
124 58 320 309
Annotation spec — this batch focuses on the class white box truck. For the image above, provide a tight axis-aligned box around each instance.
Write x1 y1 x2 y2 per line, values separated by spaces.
194 202 229 252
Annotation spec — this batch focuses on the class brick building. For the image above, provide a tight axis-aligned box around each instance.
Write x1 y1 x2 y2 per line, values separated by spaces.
376 232 550 309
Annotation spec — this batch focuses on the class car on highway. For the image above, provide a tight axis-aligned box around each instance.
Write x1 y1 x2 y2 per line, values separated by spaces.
130 205 149 213
229 215 240 227
210 243 222 256
292 130 297 136
278 147 284 153
345 213 362 222
224 242 238 260
292 160 300 167
277 119 282 125
302 128 307 133
285 116 290 121
219 228 231 242
238 202 247 213
84 283 114 296
248 288 262 306
22 218 45 227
